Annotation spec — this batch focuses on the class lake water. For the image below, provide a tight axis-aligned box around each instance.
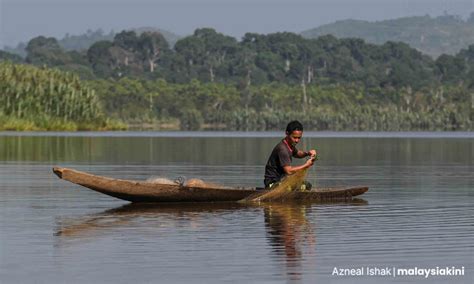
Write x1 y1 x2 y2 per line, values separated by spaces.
0 132 472 283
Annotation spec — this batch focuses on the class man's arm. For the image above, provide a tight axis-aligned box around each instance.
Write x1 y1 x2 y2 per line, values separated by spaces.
294 149 317 159
283 158 314 175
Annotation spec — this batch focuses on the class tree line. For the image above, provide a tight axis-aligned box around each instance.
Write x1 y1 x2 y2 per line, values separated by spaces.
0 28 473 130
2 28 474 89
86 78 472 131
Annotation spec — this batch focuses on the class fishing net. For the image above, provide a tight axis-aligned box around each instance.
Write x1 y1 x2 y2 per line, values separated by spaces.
242 168 310 203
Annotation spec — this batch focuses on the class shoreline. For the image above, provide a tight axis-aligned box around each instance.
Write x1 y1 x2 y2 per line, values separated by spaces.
0 130 472 138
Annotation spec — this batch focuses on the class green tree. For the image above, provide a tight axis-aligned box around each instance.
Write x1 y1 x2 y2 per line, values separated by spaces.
138 32 170 73
87 40 115 78
174 28 238 82
25 36 70 66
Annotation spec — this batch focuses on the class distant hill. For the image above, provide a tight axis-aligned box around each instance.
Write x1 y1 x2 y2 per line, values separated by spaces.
59 29 115 51
301 14 474 57
3 27 181 57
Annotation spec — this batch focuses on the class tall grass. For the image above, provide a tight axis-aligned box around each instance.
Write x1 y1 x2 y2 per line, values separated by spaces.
0 62 124 130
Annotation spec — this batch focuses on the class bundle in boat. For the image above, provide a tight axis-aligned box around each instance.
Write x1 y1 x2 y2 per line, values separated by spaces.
146 176 225 189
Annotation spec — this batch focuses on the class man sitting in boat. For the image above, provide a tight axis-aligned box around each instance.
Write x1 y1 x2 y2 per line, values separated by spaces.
264 120 317 190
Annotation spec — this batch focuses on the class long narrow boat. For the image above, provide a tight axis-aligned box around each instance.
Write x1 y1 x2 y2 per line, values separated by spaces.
53 167 368 203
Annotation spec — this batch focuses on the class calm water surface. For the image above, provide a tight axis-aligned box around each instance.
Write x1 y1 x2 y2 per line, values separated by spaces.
0 132 473 283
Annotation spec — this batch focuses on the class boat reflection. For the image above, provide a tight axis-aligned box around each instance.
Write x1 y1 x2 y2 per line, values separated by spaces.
55 202 249 237
55 199 367 282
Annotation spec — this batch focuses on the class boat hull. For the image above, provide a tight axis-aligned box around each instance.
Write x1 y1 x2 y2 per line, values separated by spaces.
53 167 368 203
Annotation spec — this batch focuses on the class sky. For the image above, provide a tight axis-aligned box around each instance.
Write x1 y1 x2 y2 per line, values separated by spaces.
1 0 473 48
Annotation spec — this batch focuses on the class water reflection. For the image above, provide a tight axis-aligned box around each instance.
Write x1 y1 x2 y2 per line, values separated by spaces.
264 203 315 282
55 202 248 237
55 200 367 282
264 199 368 283
1 135 471 167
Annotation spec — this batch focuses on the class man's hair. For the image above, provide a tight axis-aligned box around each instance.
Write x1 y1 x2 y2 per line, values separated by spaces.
285 120 303 134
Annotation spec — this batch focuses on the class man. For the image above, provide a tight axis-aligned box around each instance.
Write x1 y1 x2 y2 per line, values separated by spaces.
264 120 317 189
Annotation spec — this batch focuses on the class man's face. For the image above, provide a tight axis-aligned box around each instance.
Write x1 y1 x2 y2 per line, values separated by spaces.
286 130 303 146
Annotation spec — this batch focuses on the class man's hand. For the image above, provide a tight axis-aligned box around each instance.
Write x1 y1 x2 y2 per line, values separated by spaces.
308 149 318 160
304 157 314 168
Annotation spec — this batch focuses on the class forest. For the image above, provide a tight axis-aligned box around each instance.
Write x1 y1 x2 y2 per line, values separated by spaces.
0 28 472 131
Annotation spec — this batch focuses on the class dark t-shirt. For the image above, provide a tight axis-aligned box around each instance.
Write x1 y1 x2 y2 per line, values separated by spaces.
264 140 298 187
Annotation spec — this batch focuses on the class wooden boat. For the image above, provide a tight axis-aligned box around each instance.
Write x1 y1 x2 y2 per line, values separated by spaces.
52 167 369 203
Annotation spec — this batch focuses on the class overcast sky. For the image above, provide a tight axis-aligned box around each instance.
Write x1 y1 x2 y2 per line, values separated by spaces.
1 0 473 47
